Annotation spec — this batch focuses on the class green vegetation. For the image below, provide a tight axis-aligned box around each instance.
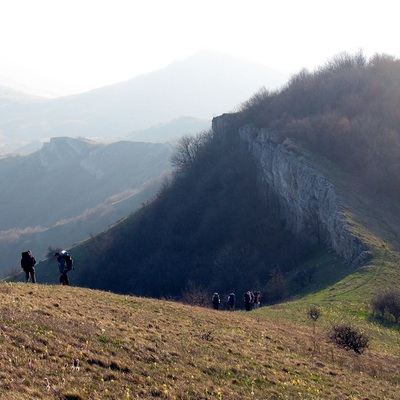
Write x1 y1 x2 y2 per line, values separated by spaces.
1 282 399 399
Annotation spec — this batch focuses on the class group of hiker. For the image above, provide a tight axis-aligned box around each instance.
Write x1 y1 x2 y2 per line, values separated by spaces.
20 249 74 286
212 290 261 311
20 251 261 308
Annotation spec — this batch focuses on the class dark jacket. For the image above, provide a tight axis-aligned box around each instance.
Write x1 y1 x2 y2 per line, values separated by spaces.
21 252 36 271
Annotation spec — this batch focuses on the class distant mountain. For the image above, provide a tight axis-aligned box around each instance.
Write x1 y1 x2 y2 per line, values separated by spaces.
0 74 55 98
0 84 44 106
0 137 173 276
0 52 288 154
0 85 47 154
126 116 211 143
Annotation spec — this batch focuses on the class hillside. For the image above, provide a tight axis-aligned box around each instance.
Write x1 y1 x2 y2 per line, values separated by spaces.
31 128 400 304
19 52 400 306
0 52 288 154
0 138 173 277
32 130 313 298
0 282 399 399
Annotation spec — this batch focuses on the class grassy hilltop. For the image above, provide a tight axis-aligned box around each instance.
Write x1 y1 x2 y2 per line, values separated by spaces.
1 282 400 399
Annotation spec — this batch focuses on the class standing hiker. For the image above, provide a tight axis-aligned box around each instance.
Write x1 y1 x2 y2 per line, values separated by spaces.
212 292 221 310
54 250 74 285
228 292 236 311
244 291 253 311
253 291 261 309
21 250 36 283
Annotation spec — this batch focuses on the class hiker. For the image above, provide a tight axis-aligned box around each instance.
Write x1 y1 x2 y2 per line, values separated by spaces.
54 250 73 285
253 291 261 308
244 291 253 311
20 250 36 283
228 292 236 311
212 292 220 310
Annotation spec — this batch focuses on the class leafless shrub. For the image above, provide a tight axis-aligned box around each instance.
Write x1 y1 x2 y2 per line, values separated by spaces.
329 324 369 354
265 267 287 303
181 280 209 307
372 288 400 323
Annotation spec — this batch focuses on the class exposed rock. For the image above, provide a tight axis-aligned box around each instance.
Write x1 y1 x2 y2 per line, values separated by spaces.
39 137 98 168
352 251 373 267
212 116 368 264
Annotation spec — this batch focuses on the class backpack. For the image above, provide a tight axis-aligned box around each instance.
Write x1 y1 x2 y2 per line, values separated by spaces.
61 250 74 271
21 251 36 270
228 293 236 305
212 293 220 304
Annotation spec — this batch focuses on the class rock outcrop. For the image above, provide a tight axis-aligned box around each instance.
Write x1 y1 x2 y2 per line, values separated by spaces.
212 115 367 264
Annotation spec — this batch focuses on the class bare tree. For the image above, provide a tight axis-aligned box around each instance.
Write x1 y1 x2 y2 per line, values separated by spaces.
308 306 321 354
171 131 212 172
266 267 287 303
372 288 400 323
182 280 209 307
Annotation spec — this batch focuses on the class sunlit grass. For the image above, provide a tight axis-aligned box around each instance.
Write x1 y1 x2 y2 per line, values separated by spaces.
0 282 399 399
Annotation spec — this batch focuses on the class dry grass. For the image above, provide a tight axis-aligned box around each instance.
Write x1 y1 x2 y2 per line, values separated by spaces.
0 282 399 399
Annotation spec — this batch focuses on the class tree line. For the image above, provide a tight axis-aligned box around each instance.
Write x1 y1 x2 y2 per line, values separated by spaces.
239 51 400 202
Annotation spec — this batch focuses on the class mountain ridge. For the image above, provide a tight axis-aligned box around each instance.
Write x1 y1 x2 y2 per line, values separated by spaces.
0 52 288 154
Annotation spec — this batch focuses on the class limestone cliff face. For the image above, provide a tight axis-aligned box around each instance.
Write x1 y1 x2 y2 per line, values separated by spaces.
212 115 367 264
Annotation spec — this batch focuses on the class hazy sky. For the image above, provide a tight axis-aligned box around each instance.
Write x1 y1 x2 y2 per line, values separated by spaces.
0 0 398 96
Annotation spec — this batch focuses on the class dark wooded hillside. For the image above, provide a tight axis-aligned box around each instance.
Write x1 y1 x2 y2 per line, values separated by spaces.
60 130 311 301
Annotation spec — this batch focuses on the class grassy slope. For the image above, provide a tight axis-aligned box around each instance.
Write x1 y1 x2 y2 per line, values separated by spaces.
288 140 400 306
1 282 399 400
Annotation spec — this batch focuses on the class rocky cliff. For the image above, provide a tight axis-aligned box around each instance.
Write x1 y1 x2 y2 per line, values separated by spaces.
212 114 368 265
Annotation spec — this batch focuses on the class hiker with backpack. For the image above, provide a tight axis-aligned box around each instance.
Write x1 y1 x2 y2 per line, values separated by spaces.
228 292 236 311
20 250 37 283
253 291 261 308
244 291 253 311
212 292 221 310
54 250 73 285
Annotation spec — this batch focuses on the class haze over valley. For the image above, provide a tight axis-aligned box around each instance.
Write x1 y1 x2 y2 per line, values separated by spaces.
0 52 287 276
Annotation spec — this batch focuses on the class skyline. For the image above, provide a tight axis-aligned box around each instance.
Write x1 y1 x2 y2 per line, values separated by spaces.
0 0 399 97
